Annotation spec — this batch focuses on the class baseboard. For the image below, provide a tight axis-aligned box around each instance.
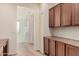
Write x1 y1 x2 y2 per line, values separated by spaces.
36 50 45 56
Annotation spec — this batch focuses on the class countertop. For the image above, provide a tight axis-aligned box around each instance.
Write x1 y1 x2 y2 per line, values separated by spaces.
46 36 79 47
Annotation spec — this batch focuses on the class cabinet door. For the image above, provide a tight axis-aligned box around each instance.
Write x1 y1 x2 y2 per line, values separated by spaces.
61 3 72 26
56 41 66 56
66 44 79 56
44 37 49 55
49 39 55 56
72 4 79 25
49 8 54 27
54 4 61 27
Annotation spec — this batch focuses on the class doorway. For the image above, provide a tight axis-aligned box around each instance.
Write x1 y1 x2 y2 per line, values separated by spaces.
16 6 34 55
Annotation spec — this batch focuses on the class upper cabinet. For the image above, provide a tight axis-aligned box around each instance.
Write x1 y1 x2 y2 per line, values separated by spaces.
72 4 79 25
49 4 61 27
49 3 79 28
54 4 61 27
61 3 72 26
49 8 54 27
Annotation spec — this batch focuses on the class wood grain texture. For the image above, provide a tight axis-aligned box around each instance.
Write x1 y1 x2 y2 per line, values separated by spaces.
56 41 65 56
44 36 79 56
66 44 79 56
46 36 79 47
49 8 54 27
44 37 49 55
54 4 61 27
61 3 72 26
49 39 55 56
72 3 79 25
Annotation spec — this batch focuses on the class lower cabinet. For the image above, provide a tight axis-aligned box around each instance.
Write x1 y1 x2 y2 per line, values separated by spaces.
44 37 79 56
56 41 66 56
44 37 49 55
66 44 79 56
49 39 55 56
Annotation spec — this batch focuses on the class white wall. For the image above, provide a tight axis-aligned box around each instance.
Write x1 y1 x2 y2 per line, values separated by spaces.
0 4 17 55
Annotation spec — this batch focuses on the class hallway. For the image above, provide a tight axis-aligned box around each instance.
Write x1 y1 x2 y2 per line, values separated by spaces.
17 43 44 56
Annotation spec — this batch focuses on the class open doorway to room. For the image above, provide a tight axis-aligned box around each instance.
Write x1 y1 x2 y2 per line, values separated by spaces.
16 6 35 55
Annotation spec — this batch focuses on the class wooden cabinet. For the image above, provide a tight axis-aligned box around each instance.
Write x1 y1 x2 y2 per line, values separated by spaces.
49 4 61 27
49 3 79 28
72 4 79 25
56 41 66 56
66 44 79 56
61 3 72 26
53 4 61 27
49 8 54 27
44 37 49 55
49 39 55 56
44 36 79 56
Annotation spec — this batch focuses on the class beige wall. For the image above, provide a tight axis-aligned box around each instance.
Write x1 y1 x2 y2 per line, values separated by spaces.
31 5 41 50
0 4 17 55
39 3 57 53
39 3 79 53
52 27 79 40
